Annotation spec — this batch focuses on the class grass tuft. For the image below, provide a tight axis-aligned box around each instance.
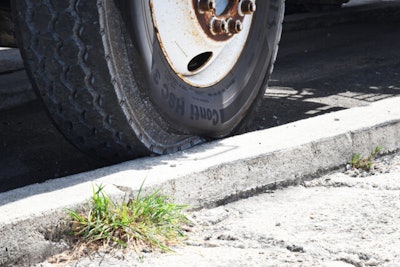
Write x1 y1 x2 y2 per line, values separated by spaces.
350 146 382 171
68 184 189 253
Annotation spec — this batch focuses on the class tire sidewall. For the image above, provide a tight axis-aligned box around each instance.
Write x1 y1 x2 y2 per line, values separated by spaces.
123 0 283 137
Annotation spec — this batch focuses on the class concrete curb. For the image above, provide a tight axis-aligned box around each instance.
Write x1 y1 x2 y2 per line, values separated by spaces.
1 96 400 266
0 48 23 73
0 48 35 110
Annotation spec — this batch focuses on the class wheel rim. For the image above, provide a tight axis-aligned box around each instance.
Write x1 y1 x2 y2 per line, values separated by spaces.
150 0 256 87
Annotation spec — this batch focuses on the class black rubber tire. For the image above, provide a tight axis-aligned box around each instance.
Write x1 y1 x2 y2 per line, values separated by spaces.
12 0 284 161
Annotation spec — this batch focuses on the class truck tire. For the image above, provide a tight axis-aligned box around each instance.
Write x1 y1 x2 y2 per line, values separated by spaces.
12 0 284 161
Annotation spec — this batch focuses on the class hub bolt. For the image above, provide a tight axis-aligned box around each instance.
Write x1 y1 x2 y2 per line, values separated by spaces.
240 0 256 15
210 18 228 35
198 0 216 13
228 19 243 34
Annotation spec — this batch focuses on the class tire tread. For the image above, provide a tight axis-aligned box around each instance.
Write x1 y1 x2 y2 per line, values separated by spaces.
13 0 147 161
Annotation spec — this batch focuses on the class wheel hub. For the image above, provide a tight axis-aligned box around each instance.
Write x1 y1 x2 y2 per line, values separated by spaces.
195 0 256 41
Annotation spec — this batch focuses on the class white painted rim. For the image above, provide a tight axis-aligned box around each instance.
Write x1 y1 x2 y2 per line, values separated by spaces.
150 0 254 88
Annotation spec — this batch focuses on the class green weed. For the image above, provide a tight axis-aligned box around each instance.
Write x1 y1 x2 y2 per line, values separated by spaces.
350 146 382 171
68 184 189 252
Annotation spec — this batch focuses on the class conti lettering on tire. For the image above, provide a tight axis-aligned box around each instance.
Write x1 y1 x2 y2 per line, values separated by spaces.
12 0 284 161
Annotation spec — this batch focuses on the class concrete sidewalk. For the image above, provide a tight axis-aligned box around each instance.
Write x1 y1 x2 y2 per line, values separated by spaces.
66 154 400 267
1 96 400 266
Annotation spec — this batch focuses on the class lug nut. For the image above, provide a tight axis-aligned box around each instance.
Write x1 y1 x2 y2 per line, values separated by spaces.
210 18 227 35
198 0 216 13
228 19 243 34
240 0 256 15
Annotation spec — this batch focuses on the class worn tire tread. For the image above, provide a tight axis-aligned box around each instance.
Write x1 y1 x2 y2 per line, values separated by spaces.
12 0 148 161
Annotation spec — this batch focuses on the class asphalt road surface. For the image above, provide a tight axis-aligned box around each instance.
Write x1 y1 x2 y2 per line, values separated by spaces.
1 1 399 193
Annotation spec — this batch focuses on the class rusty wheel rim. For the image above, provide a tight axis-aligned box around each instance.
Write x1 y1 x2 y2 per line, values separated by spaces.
149 0 256 87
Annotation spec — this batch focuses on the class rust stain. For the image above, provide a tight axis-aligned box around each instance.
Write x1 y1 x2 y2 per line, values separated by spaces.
192 0 245 42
